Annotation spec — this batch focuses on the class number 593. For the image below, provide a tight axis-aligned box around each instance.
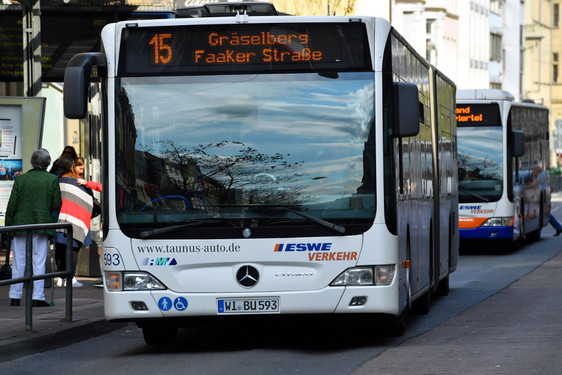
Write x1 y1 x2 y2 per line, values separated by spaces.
103 251 121 267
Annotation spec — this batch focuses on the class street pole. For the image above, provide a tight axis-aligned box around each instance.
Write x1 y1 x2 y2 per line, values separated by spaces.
21 0 42 97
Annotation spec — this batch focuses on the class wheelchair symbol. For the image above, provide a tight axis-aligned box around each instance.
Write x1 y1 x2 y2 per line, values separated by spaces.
174 297 188 311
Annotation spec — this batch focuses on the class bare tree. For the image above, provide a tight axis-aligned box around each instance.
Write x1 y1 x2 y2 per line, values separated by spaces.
155 140 305 205
272 0 355 16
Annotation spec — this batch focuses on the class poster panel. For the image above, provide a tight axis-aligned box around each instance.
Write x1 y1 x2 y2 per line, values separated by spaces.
0 97 46 225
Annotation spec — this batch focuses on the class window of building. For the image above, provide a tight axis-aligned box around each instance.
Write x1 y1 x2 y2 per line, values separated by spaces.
490 33 502 62
426 19 434 34
555 4 560 28
555 53 559 82
490 0 502 14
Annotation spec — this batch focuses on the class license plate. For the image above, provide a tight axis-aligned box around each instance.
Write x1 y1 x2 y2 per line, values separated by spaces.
217 298 279 314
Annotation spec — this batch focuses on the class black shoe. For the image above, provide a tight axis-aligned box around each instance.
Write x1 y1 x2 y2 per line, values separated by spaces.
10 299 20 306
32 300 50 307
555 229 562 237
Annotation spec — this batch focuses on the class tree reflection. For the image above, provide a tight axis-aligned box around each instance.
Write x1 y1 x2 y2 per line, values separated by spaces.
149 140 305 207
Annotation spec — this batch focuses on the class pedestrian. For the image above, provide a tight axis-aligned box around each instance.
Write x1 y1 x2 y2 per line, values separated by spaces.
72 156 103 192
49 146 78 177
74 157 102 209
6 149 62 307
550 215 562 236
71 156 86 179
54 155 96 288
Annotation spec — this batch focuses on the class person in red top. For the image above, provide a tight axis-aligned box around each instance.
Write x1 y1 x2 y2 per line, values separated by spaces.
73 156 102 192
77 179 102 192
54 155 95 288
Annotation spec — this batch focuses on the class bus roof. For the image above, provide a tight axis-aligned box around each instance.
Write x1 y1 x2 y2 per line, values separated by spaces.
456 89 515 102
176 1 279 18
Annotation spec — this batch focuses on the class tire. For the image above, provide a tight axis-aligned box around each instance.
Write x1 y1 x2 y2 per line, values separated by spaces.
412 289 431 315
382 311 407 337
438 275 450 296
527 228 541 242
142 323 177 346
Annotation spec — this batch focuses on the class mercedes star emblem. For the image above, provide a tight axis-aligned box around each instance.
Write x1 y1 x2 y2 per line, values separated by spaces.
236 265 260 288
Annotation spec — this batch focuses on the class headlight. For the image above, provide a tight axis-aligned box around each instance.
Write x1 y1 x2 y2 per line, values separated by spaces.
330 265 395 286
331 267 374 286
105 272 166 291
481 217 513 227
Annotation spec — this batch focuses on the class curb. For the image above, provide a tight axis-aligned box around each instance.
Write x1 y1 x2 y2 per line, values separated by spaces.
0 319 128 364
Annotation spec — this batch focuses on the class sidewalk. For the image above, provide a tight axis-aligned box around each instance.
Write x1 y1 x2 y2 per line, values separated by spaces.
0 275 121 363
353 248 562 375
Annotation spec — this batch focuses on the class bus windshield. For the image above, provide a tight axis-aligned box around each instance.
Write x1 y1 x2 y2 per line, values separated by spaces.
457 126 503 203
114 72 376 237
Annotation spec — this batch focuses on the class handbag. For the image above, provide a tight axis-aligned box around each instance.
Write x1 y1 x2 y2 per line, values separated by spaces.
0 263 11 280
92 197 102 218
0 235 11 280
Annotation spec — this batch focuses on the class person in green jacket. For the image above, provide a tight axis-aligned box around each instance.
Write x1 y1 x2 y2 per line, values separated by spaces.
6 149 62 307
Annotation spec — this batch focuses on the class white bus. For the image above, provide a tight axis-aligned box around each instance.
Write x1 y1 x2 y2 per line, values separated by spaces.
456 89 550 249
63 5 458 343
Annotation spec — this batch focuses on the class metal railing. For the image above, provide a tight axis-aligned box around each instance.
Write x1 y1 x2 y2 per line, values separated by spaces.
0 223 73 331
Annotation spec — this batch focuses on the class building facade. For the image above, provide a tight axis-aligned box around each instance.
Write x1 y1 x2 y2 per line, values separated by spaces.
524 0 557 166
550 0 562 164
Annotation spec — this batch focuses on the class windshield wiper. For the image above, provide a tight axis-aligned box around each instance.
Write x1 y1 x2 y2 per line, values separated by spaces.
185 204 347 234
139 219 221 239
269 206 346 234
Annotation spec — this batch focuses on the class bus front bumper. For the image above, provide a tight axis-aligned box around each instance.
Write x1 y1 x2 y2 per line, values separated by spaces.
459 226 514 240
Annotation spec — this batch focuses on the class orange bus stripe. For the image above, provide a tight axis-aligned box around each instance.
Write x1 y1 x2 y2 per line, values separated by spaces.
459 217 489 229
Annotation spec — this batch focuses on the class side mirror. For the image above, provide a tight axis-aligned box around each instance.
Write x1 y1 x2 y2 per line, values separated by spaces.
511 130 525 157
392 82 420 138
64 52 106 119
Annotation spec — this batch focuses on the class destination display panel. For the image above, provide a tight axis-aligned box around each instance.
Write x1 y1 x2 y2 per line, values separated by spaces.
456 103 501 127
118 22 372 75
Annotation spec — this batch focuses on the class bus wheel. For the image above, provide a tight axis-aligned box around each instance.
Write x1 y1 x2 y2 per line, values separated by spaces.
527 228 541 242
141 322 177 346
438 276 450 296
412 289 431 315
388 312 407 336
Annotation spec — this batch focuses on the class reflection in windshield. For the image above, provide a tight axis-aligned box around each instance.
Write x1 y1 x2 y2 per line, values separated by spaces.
114 73 376 233
457 126 503 202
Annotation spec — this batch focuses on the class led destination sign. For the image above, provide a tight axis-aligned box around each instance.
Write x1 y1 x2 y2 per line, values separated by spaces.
119 23 371 76
456 104 501 126
192 31 321 64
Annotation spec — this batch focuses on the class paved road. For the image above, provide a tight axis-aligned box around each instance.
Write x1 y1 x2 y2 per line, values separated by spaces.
353 250 562 375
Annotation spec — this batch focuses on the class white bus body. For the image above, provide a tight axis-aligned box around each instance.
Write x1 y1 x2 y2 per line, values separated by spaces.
457 89 550 248
64 13 458 343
